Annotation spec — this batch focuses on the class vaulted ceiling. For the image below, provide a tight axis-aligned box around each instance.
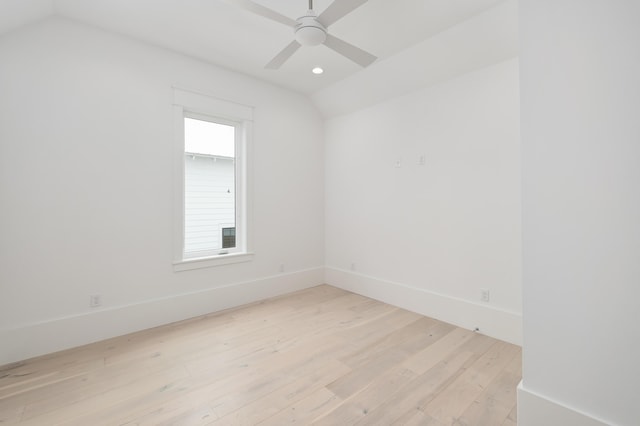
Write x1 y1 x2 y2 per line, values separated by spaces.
0 0 518 116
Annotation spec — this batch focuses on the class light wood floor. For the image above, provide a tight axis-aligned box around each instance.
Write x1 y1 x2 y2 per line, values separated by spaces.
0 285 521 425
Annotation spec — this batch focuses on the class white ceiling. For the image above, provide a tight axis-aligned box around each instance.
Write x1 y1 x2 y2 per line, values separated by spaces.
1 0 515 100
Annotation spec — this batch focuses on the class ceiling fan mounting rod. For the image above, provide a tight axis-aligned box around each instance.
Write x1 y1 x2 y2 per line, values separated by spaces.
309 0 313 11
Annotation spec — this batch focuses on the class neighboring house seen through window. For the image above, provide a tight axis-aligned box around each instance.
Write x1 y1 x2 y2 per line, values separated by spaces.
183 117 236 257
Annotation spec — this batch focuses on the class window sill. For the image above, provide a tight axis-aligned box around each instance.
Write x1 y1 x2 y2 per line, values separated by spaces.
173 252 254 272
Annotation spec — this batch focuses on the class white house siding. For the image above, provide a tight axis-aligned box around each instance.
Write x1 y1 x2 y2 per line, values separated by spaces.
184 154 235 255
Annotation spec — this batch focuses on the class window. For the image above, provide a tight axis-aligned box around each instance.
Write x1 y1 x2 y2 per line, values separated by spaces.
221 227 236 249
173 88 253 271
183 116 236 257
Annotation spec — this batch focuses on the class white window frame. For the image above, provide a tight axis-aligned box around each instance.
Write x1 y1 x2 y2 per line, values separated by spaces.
172 88 253 271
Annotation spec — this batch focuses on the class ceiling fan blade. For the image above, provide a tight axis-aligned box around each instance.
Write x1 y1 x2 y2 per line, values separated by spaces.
265 41 301 69
226 0 297 27
323 34 376 67
317 0 368 27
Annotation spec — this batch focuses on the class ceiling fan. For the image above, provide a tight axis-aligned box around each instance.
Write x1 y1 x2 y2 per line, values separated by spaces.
227 0 377 69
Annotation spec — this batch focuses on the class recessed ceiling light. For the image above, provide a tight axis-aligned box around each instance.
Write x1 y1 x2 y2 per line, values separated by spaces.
312 67 324 75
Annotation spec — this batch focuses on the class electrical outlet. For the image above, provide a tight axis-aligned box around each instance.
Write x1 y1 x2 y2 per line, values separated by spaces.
350 262 356 271
279 264 285 273
480 289 490 303
89 294 102 308
418 154 426 165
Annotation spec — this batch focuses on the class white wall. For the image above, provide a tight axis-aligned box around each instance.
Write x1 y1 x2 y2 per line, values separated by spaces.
0 17 325 365
519 1 640 425
324 58 522 344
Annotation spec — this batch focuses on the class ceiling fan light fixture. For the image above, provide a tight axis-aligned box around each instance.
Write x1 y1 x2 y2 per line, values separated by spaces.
295 15 327 46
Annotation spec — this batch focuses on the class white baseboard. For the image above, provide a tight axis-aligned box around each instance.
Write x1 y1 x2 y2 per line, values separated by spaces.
518 382 610 426
324 267 522 345
0 267 324 366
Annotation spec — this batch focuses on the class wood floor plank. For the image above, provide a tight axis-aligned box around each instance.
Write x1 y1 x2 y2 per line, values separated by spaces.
208 360 350 426
327 319 449 397
402 326 477 375
181 293 377 376
256 387 342 425
19 364 190 425
0 285 521 426
421 341 521 424
394 410 448 426
454 350 522 426
314 365 417 425
0 401 23 425
15 356 186 421
501 405 518 425
351 348 484 425
338 317 447 369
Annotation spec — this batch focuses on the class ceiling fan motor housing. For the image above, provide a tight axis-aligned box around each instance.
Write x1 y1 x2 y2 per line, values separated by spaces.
294 12 327 46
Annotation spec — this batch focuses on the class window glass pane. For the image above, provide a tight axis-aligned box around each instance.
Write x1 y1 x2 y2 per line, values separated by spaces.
221 227 236 249
183 118 236 256
185 118 235 157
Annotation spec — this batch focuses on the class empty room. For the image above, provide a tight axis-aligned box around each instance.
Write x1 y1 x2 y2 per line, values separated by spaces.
0 0 637 425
